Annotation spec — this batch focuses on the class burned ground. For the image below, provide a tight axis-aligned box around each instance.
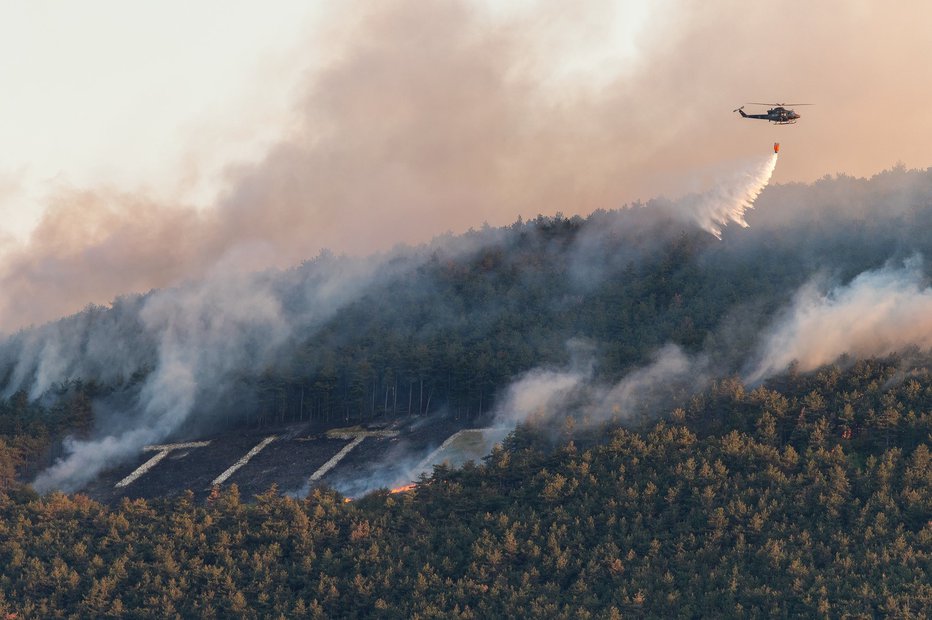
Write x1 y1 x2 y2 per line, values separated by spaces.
78 415 482 504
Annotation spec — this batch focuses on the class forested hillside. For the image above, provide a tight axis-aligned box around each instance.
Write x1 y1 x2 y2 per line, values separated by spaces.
0 355 929 617
1 167 932 615
4 166 932 490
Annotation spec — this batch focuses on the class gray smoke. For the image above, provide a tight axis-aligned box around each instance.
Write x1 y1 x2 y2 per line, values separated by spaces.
493 342 705 429
4 0 888 331
747 255 932 383
24 252 405 493
5 1 932 494
16 223 521 494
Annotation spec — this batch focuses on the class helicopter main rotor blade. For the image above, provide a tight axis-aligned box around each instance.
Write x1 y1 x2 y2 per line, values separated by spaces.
747 102 814 106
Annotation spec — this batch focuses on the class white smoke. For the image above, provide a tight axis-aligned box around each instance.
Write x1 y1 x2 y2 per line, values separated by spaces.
597 344 695 414
21 231 521 494
494 343 703 429
31 272 290 493
325 343 701 499
494 366 590 428
0 300 153 402
675 153 778 239
25 251 403 493
747 256 932 383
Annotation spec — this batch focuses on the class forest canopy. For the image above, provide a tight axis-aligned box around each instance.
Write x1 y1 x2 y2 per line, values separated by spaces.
0 354 930 617
1 167 931 615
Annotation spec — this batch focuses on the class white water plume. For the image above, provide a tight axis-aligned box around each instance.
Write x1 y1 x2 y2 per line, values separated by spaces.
678 153 779 239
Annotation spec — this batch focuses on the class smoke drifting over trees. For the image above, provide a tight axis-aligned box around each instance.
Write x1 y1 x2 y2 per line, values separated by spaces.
0 0 646 330
6 1 932 331
3 3 932 616
4 159 932 492
747 256 932 383
2 3 932 494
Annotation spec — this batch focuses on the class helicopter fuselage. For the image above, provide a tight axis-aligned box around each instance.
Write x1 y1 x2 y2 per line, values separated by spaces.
735 106 800 124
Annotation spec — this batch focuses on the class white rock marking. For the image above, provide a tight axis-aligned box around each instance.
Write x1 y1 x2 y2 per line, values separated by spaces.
115 441 212 488
211 435 278 486
308 435 367 483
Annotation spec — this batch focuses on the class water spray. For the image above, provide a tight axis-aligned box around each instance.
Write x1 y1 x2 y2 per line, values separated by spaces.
680 144 780 239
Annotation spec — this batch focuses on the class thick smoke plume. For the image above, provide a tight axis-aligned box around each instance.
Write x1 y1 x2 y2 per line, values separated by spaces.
0 0 645 330
747 256 932 383
2 0 878 331
13 162 932 494
22 253 403 493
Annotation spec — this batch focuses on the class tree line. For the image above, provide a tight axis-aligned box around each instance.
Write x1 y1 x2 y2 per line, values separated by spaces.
0 354 929 617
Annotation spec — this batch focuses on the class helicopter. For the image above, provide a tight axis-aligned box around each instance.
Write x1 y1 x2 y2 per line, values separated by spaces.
733 102 811 124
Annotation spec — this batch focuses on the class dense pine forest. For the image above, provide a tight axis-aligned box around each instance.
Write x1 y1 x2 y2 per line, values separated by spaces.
0 355 929 617
1 167 932 615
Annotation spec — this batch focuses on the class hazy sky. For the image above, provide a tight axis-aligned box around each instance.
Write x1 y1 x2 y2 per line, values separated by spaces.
0 1 319 236
1 0 931 329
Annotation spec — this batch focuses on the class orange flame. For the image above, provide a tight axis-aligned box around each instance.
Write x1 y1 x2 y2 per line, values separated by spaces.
389 483 416 494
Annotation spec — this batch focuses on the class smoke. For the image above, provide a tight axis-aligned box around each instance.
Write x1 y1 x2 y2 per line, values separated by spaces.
0 188 209 332
673 153 778 239
17 163 932 494
599 344 699 415
0 0 641 331
321 341 707 498
0 0 870 331
0 298 153 402
23 250 411 493
30 270 290 493
747 256 932 383
17 161 932 494
493 343 705 430
5 0 932 495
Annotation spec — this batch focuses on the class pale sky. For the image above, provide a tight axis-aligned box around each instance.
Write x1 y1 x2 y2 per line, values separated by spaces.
0 1 322 237
1 0 932 329
0 0 649 240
